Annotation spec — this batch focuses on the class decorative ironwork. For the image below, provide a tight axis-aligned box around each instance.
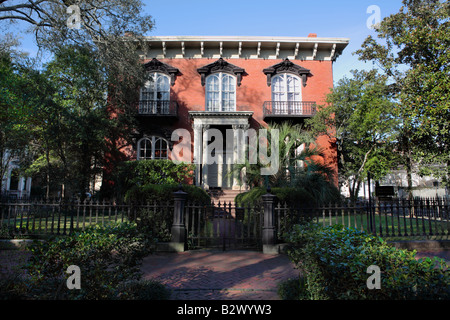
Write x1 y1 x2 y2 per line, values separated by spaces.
138 100 178 117
263 101 317 118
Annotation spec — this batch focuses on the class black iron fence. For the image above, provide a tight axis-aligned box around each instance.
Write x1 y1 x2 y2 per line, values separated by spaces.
276 197 449 239
1 195 448 243
0 198 264 250
0 199 138 237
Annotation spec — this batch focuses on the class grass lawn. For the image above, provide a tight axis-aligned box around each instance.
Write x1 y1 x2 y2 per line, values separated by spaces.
1 213 131 237
314 212 449 239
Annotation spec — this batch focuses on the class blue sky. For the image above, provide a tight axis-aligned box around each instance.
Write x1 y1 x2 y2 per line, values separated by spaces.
143 0 405 82
7 0 405 83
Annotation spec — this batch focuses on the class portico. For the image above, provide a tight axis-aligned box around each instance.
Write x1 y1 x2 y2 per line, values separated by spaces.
189 111 253 190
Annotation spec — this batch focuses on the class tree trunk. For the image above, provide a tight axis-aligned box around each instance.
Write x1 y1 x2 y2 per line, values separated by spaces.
406 151 413 200
45 147 50 199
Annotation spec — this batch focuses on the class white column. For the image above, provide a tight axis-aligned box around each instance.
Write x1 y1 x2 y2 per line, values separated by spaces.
26 177 32 194
18 177 25 197
193 123 203 186
240 124 250 190
232 125 240 190
202 125 210 189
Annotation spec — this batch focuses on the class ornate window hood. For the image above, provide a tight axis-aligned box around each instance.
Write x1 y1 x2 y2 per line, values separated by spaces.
197 58 245 86
263 59 312 87
144 58 181 86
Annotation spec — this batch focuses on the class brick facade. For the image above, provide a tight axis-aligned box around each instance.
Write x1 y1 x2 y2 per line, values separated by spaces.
120 36 349 189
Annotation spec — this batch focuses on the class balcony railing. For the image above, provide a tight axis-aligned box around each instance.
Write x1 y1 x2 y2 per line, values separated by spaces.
138 100 179 117
263 101 317 118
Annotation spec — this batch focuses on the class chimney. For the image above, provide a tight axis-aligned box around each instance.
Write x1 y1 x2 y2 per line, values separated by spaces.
308 33 317 38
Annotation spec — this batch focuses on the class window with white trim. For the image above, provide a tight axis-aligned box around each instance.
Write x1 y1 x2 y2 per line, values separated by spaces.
271 73 302 114
206 73 236 112
137 136 169 160
272 73 302 102
140 73 170 114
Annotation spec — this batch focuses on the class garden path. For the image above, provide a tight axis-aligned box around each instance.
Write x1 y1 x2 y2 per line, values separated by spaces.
140 249 300 300
140 248 450 300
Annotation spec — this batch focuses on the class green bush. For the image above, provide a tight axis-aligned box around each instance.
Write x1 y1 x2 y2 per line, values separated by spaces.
0 274 29 300
0 225 15 239
23 222 157 300
136 207 173 242
235 186 316 207
117 279 171 300
285 224 450 300
277 277 309 300
125 183 210 204
113 160 195 196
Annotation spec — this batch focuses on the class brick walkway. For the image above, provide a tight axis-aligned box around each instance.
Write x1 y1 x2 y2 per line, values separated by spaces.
140 250 300 300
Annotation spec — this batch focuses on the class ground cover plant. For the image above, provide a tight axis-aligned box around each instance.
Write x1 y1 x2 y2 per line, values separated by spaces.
0 222 171 300
282 223 449 300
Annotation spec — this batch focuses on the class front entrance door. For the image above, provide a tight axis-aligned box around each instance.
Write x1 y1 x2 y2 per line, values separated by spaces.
204 125 232 189
207 162 219 188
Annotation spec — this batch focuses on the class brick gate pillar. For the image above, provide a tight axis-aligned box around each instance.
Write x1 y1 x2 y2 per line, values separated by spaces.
262 186 278 254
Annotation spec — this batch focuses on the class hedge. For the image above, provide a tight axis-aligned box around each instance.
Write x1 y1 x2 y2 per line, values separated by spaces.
0 222 170 300
284 224 449 300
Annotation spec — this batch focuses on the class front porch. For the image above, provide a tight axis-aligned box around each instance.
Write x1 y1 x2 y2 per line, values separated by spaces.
189 111 253 191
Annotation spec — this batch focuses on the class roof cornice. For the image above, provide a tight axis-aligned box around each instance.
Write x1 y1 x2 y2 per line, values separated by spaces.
143 35 350 44
139 35 349 61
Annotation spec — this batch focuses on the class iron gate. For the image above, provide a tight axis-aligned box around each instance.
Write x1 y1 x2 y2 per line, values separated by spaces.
184 201 263 250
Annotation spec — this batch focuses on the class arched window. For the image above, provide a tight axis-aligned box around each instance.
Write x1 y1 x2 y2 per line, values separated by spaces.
154 137 168 159
271 74 302 114
140 73 170 114
206 73 236 112
138 138 153 160
137 136 169 160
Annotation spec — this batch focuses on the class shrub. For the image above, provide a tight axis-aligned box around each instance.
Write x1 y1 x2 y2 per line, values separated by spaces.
0 225 15 239
113 160 195 196
285 224 450 300
0 274 29 300
24 222 155 300
125 183 210 204
136 207 173 242
277 277 309 300
235 186 316 207
117 279 171 300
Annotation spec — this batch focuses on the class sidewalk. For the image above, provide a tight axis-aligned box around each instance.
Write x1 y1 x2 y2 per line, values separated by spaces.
140 250 300 300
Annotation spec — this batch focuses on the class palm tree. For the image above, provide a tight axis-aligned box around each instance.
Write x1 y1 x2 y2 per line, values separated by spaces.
229 121 339 204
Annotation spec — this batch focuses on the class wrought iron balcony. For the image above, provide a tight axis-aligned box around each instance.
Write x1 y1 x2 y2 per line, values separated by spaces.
263 101 317 119
138 100 179 117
